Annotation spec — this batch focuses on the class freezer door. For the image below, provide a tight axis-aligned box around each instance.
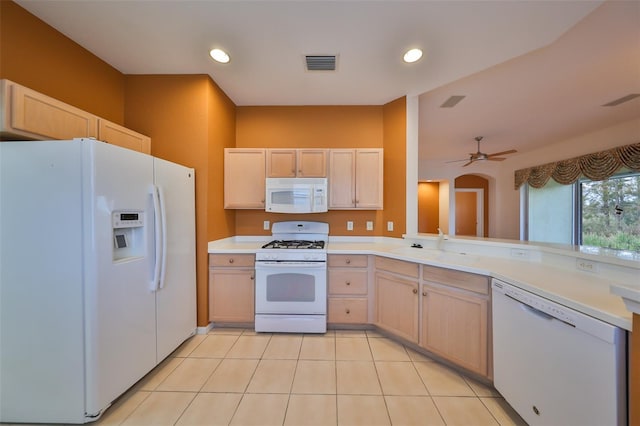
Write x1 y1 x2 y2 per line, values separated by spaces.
153 157 197 362
0 141 87 423
83 140 157 417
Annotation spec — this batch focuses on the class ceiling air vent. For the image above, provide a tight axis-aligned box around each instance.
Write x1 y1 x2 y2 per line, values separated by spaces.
602 93 640 107
305 55 337 71
440 95 466 108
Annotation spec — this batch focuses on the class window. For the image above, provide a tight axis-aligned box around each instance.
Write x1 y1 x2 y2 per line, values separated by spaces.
525 171 640 252
579 173 640 251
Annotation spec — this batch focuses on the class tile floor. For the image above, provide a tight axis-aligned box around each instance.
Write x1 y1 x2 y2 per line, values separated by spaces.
93 328 526 426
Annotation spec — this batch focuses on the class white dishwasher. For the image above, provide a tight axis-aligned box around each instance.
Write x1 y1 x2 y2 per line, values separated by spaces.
492 279 626 426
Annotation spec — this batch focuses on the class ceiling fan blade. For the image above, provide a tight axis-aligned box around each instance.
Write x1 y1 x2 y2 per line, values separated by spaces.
487 157 506 161
487 149 517 157
462 160 474 167
445 158 470 163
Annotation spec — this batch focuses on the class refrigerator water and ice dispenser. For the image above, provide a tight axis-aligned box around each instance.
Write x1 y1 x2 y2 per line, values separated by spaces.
112 210 145 261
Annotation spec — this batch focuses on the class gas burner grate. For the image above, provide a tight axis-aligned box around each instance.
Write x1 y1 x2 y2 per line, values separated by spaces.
261 240 326 250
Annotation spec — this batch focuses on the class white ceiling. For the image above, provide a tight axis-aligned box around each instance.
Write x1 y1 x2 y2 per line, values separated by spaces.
15 0 640 162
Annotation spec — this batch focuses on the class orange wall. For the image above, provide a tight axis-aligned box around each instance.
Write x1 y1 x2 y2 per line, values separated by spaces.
455 174 489 237
418 182 440 233
124 75 236 326
235 102 407 237
382 96 406 237
0 1 125 124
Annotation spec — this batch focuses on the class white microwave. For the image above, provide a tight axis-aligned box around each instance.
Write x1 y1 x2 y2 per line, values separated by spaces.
265 178 328 213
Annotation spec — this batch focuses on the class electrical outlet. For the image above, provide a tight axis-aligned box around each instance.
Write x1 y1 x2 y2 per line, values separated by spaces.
387 221 394 231
366 221 374 231
576 258 599 273
510 248 529 259
347 221 354 231
263 220 270 230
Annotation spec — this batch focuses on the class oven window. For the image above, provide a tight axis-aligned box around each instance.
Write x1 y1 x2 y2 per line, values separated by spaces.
266 273 316 302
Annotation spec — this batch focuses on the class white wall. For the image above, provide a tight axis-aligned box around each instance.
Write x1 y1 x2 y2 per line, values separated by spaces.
417 117 640 240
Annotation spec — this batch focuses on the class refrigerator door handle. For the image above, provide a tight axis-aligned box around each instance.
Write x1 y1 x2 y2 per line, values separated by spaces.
158 186 168 289
151 185 163 292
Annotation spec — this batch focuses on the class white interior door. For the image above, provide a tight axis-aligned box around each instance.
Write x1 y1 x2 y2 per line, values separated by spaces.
153 158 197 362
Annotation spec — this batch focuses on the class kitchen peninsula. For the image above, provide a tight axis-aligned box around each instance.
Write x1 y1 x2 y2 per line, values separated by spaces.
210 233 636 425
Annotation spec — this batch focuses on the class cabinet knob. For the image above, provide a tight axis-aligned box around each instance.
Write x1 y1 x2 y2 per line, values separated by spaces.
228 258 234 264
422 291 427 297
346 308 351 314
345 259 351 264
413 288 418 294
346 281 351 286
250 275 255 280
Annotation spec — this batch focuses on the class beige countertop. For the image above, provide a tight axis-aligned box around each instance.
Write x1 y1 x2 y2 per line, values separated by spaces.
209 235 638 331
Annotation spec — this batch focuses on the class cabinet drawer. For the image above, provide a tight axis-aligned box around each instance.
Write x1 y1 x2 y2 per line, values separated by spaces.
422 264 489 295
328 298 368 324
328 254 368 268
375 256 419 278
209 253 255 268
328 270 368 295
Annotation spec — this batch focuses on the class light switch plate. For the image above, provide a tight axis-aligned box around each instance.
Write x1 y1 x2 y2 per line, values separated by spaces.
263 220 270 230
347 221 354 231
387 221 394 231
366 221 373 231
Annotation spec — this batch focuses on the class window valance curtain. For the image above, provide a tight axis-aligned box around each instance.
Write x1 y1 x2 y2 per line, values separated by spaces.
514 142 640 189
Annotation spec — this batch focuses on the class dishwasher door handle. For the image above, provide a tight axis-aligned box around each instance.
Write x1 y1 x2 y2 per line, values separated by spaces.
519 302 554 321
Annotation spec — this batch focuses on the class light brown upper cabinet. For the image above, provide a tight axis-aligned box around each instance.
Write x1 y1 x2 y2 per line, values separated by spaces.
329 148 383 209
98 120 151 154
1 79 151 155
1 79 97 141
224 148 266 209
266 148 327 178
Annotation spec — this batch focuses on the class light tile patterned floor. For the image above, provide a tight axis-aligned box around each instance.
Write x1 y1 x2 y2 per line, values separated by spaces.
94 328 527 426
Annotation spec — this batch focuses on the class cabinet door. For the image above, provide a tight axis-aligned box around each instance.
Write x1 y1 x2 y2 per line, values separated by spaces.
98 120 151 154
328 149 356 208
355 149 383 209
2 80 98 140
421 284 488 376
376 272 419 342
209 269 255 322
224 148 266 208
266 149 297 177
297 149 327 177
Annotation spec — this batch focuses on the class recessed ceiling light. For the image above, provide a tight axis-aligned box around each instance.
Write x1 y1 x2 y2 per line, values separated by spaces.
209 48 230 64
403 48 423 63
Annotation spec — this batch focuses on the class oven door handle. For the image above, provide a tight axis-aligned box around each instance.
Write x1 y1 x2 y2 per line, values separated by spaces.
255 262 326 269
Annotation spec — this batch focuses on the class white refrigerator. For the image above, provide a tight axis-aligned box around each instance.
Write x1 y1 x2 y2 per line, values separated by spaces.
0 139 197 423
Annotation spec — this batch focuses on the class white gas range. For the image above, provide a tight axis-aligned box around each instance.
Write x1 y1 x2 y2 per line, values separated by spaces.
254 221 329 333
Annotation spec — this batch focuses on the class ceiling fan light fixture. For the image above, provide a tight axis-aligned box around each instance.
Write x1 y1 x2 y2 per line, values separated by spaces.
403 48 423 63
209 48 230 64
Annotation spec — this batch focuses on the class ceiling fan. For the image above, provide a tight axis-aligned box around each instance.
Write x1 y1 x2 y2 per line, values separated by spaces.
447 136 517 167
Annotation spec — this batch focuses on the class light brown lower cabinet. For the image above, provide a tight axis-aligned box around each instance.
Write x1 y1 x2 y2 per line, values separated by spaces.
375 271 419 343
420 264 491 377
420 283 488 376
208 254 255 323
327 254 369 324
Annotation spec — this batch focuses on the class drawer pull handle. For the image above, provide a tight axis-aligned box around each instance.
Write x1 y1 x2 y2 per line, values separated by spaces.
412 288 418 294
346 308 351 314
346 259 351 264
228 258 234 264
346 281 351 286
